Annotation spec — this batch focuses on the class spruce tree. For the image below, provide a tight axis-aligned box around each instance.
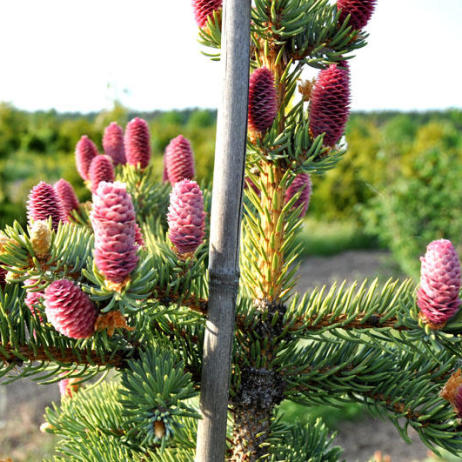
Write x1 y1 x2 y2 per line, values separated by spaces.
2 1 462 461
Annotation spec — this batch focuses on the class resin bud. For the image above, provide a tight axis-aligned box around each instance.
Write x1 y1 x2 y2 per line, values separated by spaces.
30 220 52 258
103 122 126 165
44 279 97 339
54 179 79 219
192 0 222 27
337 0 377 30
165 135 195 184
91 182 138 284
125 118 151 169
309 62 351 147
167 179 206 256
27 182 66 231
89 155 115 193
284 173 312 218
248 67 278 134
75 135 98 181
417 239 461 328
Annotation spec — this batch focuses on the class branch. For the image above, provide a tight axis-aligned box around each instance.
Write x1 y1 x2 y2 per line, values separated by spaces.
0 344 130 368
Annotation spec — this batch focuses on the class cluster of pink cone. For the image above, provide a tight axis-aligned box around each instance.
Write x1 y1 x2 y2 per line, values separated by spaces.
75 118 152 192
417 239 461 328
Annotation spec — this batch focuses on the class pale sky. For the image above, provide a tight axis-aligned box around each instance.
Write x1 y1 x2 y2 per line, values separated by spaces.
0 0 460 113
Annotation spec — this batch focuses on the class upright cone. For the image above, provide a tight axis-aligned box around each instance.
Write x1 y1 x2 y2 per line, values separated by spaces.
89 155 115 193
417 239 461 328
192 0 222 27
91 182 138 284
75 135 98 181
284 173 312 218
165 135 195 184
54 179 79 219
125 118 151 169
309 62 351 147
337 0 377 30
248 67 278 134
167 179 205 256
103 122 126 165
27 182 66 231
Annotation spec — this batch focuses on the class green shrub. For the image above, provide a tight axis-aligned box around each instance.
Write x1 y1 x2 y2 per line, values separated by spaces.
362 148 462 278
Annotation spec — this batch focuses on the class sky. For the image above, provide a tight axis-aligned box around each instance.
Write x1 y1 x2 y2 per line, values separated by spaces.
0 0 460 113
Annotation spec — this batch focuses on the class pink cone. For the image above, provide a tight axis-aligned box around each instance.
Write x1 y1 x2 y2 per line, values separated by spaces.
248 67 278 134
168 180 205 255
103 122 126 165
309 62 351 147
125 118 151 169
192 0 222 27
417 239 461 327
89 155 115 193
75 135 98 181
90 182 138 283
27 182 67 231
44 279 97 339
284 173 312 218
24 280 44 321
165 135 195 185
54 179 79 219
135 223 145 248
59 377 80 398
337 0 377 30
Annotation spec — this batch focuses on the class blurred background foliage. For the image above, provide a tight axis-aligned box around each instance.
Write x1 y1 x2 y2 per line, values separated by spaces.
0 102 461 279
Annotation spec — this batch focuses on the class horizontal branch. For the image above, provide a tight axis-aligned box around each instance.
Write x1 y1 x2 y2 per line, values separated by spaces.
156 290 208 316
291 313 409 331
0 344 129 368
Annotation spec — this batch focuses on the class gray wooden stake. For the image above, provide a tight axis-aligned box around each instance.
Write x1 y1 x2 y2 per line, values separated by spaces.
195 1 251 461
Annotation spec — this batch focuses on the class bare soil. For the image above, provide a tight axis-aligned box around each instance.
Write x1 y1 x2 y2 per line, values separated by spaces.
0 251 432 461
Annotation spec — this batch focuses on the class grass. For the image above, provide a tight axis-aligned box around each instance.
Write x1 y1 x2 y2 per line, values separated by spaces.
295 218 379 257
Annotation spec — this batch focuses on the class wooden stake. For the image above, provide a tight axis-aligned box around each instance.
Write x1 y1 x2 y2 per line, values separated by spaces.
195 1 251 461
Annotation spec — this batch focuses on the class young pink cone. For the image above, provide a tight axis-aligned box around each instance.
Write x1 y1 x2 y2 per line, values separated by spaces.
165 135 195 185
75 135 98 181
90 182 138 284
103 122 126 165
337 0 377 30
44 279 97 339
192 0 222 27
24 280 44 321
248 67 278 134
309 62 351 147
125 118 151 169
417 239 461 328
134 223 145 248
284 173 312 218
167 179 205 256
54 179 79 219
89 155 115 193
27 182 67 231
